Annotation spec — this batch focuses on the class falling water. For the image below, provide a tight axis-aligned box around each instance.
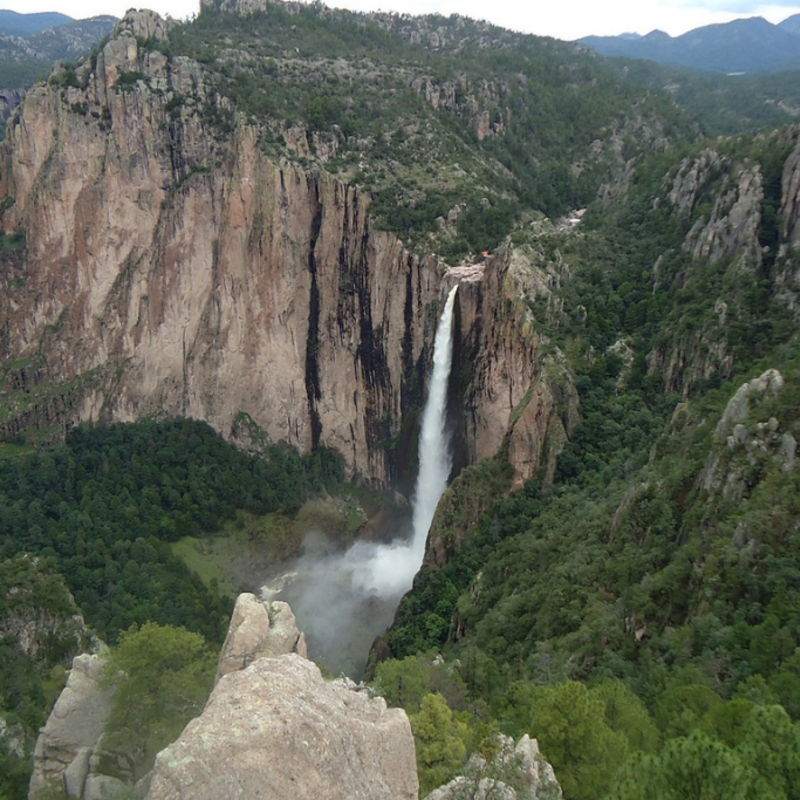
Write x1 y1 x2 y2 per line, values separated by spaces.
409 283 459 563
270 284 460 675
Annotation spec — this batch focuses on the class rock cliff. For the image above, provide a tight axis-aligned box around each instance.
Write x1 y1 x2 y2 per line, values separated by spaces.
143 653 419 800
0 9 445 486
0 9 573 492
27 653 118 800
453 246 579 490
215 593 307 682
644 134 800 395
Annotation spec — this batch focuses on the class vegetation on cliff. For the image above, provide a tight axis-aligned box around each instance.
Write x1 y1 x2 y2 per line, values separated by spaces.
158 0 694 258
102 622 217 782
373 127 800 797
5 2 800 799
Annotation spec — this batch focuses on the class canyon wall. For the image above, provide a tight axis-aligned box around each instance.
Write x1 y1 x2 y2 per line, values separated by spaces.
0 10 572 489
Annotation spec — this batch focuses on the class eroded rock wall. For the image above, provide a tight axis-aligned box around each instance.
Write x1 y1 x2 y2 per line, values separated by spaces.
0 11 442 485
0 10 572 493
455 246 578 490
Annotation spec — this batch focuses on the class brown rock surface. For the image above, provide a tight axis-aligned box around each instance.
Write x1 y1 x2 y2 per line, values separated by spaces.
458 245 578 489
144 653 419 800
0 10 573 493
0 13 441 485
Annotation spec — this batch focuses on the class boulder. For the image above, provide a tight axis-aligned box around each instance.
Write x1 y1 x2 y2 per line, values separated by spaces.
426 734 561 800
715 368 784 437
215 594 307 683
28 654 115 799
144 653 418 800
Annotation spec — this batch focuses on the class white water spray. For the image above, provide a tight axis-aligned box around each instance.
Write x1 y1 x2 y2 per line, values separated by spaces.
270 284 459 674
320 283 459 597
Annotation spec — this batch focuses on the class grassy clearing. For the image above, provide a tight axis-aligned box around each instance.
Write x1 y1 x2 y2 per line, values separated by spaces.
170 511 299 598
171 536 237 597
170 490 395 597
0 442 33 459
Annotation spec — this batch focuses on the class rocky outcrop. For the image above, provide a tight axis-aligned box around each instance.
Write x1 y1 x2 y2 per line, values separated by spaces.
426 734 561 800
666 149 723 215
780 137 800 249
667 149 764 268
0 88 24 126
683 165 763 267
702 368 792 502
648 146 787 394
28 654 116 800
714 368 784 438
0 553 92 664
410 75 509 141
215 594 307 683
204 0 271 15
457 245 579 489
143 653 419 800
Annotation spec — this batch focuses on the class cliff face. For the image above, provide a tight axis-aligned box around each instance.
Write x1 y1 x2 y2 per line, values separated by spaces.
643 134 800 396
0 11 444 485
0 10 572 490
453 247 578 490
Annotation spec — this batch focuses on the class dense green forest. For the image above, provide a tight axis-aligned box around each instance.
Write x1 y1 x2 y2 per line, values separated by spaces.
158 1 696 257
0 418 343 798
372 129 800 797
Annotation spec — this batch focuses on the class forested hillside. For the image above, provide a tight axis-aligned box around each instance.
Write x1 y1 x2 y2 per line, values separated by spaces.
0 419 343 797
379 121 800 800
164 0 693 258
2 2 800 799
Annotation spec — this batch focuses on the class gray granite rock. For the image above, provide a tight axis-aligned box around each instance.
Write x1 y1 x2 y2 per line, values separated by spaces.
145 653 418 800
215 594 307 683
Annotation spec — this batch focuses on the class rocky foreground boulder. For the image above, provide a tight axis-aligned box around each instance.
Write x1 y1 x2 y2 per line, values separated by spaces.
27 653 117 800
142 653 419 800
215 593 307 683
425 734 561 800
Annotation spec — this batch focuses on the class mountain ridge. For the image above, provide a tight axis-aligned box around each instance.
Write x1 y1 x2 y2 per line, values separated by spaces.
580 14 800 74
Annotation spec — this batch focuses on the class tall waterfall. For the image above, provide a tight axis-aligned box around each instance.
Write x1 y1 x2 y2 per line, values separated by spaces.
409 283 459 564
271 284 459 675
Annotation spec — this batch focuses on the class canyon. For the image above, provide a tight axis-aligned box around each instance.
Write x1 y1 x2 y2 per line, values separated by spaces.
0 8 574 494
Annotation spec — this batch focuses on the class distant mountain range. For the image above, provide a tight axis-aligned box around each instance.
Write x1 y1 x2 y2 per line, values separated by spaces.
579 14 800 74
0 9 73 36
0 9 117 88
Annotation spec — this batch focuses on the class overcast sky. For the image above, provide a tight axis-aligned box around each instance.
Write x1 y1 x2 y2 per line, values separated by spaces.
3 0 800 40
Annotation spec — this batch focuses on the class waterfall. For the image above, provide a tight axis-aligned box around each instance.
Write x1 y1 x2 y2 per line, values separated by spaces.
270 284 459 675
409 283 459 564
329 282 459 597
